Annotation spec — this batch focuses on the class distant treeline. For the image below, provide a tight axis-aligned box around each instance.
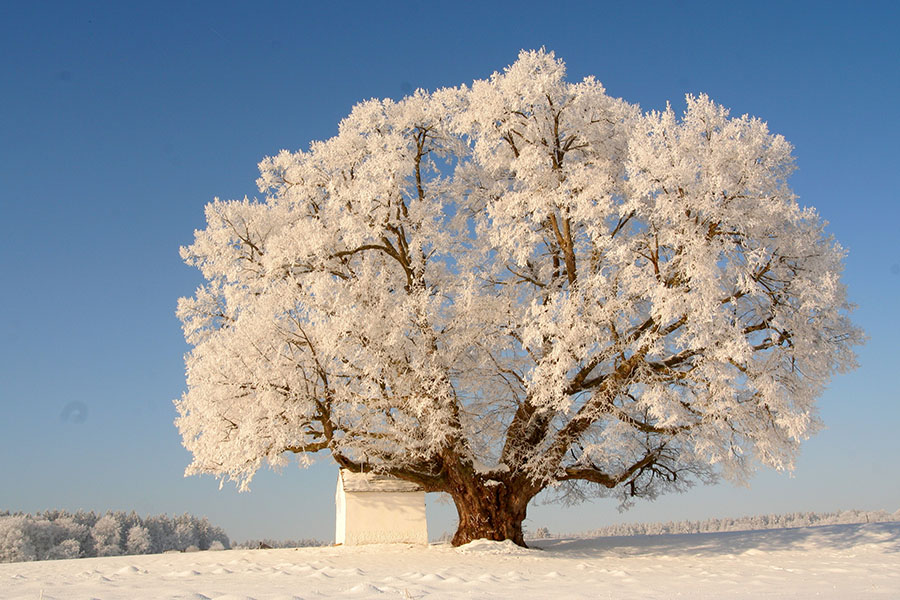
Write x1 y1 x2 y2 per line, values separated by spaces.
233 538 327 550
0 510 230 563
570 509 900 539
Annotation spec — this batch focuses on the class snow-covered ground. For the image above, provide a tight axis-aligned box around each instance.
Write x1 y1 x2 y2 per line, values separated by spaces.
2 522 897 599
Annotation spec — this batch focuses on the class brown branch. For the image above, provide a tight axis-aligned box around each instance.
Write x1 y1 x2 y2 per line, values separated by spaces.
507 265 546 288
544 351 646 467
561 451 659 489
547 213 577 285
331 452 448 492
284 440 329 454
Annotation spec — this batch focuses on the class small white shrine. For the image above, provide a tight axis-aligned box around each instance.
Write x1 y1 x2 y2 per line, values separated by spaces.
334 469 428 545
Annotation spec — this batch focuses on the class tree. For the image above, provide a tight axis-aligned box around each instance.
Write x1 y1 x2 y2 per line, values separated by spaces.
125 525 152 555
91 513 123 557
0 516 36 563
176 50 862 546
46 539 81 560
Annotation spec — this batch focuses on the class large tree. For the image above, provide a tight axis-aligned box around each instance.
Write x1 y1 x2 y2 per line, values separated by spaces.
176 50 862 546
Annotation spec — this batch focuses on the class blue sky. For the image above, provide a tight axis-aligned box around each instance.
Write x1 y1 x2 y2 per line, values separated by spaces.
1 1 898 542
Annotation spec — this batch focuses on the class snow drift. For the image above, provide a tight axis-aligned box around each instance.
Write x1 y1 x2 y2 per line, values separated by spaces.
1 521 897 599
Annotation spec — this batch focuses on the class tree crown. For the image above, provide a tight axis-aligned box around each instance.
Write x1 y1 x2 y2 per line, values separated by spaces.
177 50 861 508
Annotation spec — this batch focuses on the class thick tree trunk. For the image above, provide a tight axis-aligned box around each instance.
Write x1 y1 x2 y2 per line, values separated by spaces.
449 480 531 547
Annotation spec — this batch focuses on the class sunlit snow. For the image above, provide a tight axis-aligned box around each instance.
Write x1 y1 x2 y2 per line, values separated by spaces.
2 522 897 599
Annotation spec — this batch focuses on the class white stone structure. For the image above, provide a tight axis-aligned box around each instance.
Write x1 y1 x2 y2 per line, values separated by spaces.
334 469 428 545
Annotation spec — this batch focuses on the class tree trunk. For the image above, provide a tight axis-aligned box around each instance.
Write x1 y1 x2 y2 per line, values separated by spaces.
449 480 530 547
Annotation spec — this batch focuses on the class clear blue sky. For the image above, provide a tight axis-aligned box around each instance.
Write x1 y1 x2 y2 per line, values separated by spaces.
1 1 898 543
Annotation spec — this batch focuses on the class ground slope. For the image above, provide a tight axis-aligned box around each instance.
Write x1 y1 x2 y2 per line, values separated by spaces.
2 522 897 599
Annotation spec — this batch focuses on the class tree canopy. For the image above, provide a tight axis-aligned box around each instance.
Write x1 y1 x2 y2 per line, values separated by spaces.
176 50 861 545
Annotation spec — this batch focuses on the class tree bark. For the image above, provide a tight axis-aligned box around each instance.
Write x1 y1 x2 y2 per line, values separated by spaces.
449 480 531 547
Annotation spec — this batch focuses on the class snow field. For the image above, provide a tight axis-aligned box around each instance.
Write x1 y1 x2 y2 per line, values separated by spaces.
1 522 897 599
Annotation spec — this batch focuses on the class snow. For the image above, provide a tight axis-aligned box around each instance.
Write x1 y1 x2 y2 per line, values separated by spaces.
2 522 897 599
455 539 533 555
338 470 424 493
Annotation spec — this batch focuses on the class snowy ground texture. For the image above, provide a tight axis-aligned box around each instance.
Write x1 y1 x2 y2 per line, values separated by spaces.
2 522 897 599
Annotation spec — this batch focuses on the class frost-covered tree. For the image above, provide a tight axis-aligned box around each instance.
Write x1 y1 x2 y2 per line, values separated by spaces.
143 514 176 554
0 511 230 562
125 525 152 555
173 514 200 551
52 515 89 555
91 514 123 557
0 517 36 562
195 516 230 550
45 538 81 560
176 50 862 546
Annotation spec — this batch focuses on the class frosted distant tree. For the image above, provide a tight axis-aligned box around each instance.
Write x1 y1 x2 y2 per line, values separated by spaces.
176 50 862 546
174 515 200 551
0 517 36 562
21 517 56 559
143 514 175 554
195 517 230 550
0 512 232 562
125 525 152 555
46 539 81 560
91 514 123 557
53 515 89 553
